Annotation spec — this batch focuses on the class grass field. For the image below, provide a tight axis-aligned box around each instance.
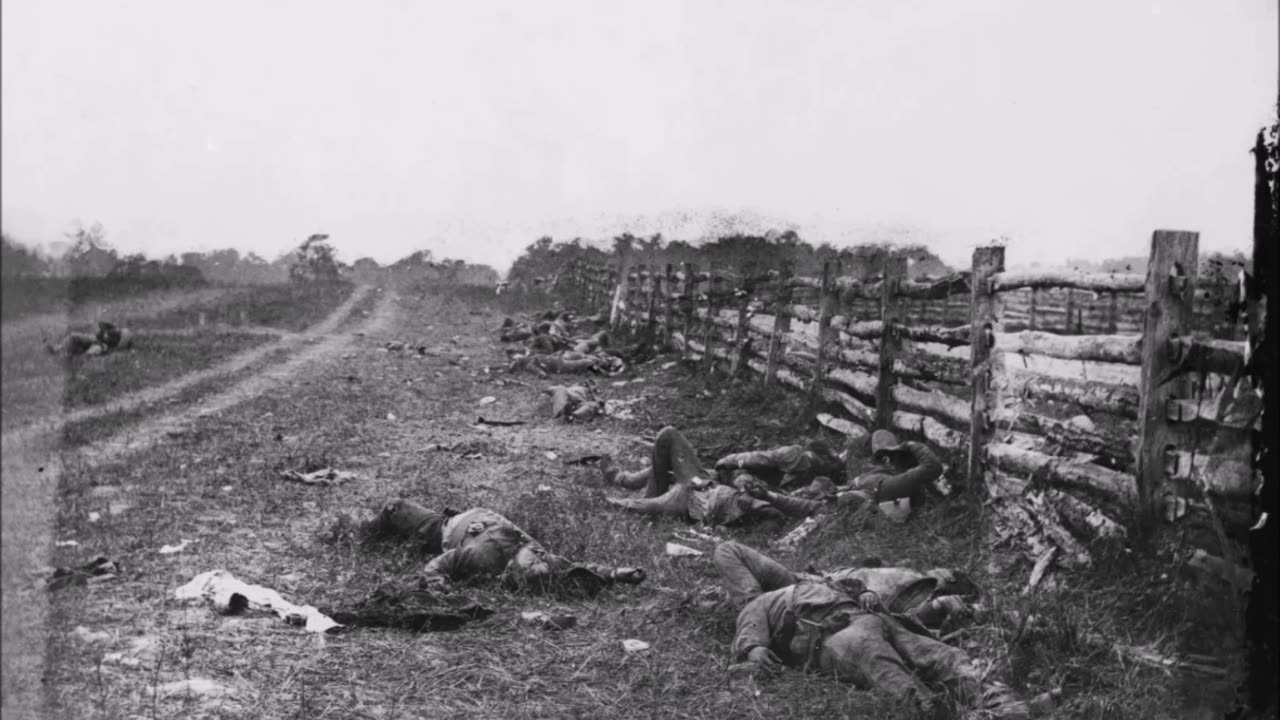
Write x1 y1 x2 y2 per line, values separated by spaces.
17 281 1247 719
0 276 208 323
0 282 356 434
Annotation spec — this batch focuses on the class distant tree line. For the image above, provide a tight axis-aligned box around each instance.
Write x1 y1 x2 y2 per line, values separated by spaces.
505 231 956 289
1 223 500 290
505 230 1252 292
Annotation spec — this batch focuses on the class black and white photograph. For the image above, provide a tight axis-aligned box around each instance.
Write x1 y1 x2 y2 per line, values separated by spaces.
2 1 1277 718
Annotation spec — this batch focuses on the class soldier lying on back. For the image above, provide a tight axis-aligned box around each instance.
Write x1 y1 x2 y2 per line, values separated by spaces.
46 321 134 357
600 426 845 525
714 541 1056 717
373 500 646 595
737 429 944 520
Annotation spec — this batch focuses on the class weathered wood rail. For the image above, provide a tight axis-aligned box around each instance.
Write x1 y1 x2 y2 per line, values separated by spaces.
559 232 1257 583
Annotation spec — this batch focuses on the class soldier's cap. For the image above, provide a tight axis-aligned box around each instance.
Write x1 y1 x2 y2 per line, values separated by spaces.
870 430 906 460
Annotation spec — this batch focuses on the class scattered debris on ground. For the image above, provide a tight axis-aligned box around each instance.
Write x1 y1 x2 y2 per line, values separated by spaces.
279 467 360 487
44 556 120 592
174 569 343 634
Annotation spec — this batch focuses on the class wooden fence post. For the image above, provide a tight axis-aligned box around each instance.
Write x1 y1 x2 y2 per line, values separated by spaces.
808 261 837 414
729 276 753 379
1028 288 1038 331
1135 230 1199 529
662 264 675 347
645 265 658 337
876 256 907 429
968 245 1006 492
599 266 609 316
702 269 718 374
631 265 646 331
1064 288 1075 335
765 265 794 387
681 263 697 360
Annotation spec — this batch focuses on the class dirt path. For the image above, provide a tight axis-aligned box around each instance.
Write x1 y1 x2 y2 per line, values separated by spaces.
78 288 395 465
0 285 373 447
0 286 386 720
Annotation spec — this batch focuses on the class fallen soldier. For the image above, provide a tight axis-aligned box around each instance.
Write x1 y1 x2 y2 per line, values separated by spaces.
713 541 978 632
509 351 625 377
374 500 646 595
738 430 944 520
715 541 1054 717
713 437 845 490
499 319 534 343
545 383 603 421
601 426 786 526
570 330 609 354
46 321 134 357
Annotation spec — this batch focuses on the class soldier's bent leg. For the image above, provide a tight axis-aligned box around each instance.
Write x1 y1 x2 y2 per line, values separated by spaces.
600 455 652 491
605 483 691 518
712 541 799 606
817 614 933 708
649 426 705 498
882 617 981 707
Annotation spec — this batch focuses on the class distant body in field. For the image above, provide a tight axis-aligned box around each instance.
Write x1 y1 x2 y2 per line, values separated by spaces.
46 321 134 358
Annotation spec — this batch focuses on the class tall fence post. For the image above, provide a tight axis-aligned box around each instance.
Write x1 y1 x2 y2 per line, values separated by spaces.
662 264 675 347
808 261 837 415
876 256 907 429
599 266 610 316
968 245 1006 493
645 265 658 338
681 263 697 360
1135 230 1199 530
608 268 622 330
1064 288 1075 335
631 264 646 331
706 269 716 376
729 275 753 379
765 265 794 387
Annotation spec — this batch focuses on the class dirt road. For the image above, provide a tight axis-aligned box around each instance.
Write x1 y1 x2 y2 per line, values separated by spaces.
0 285 387 720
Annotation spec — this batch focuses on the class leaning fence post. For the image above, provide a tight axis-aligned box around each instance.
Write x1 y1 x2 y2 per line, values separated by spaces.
765 265 794 387
1135 230 1199 530
809 261 838 415
968 245 1006 493
876 256 907 429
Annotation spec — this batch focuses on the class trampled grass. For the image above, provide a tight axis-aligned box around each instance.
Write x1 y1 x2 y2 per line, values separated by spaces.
37 282 1247 719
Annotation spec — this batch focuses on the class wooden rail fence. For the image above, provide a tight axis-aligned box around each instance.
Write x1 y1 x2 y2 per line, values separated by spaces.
558 233 1256 581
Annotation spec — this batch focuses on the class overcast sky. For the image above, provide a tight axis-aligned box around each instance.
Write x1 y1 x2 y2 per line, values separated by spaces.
2 0 1276 271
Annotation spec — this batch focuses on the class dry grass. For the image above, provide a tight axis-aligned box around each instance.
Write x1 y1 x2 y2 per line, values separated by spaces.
134 282 357 333
37 283 1247 719
2 283 356 434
